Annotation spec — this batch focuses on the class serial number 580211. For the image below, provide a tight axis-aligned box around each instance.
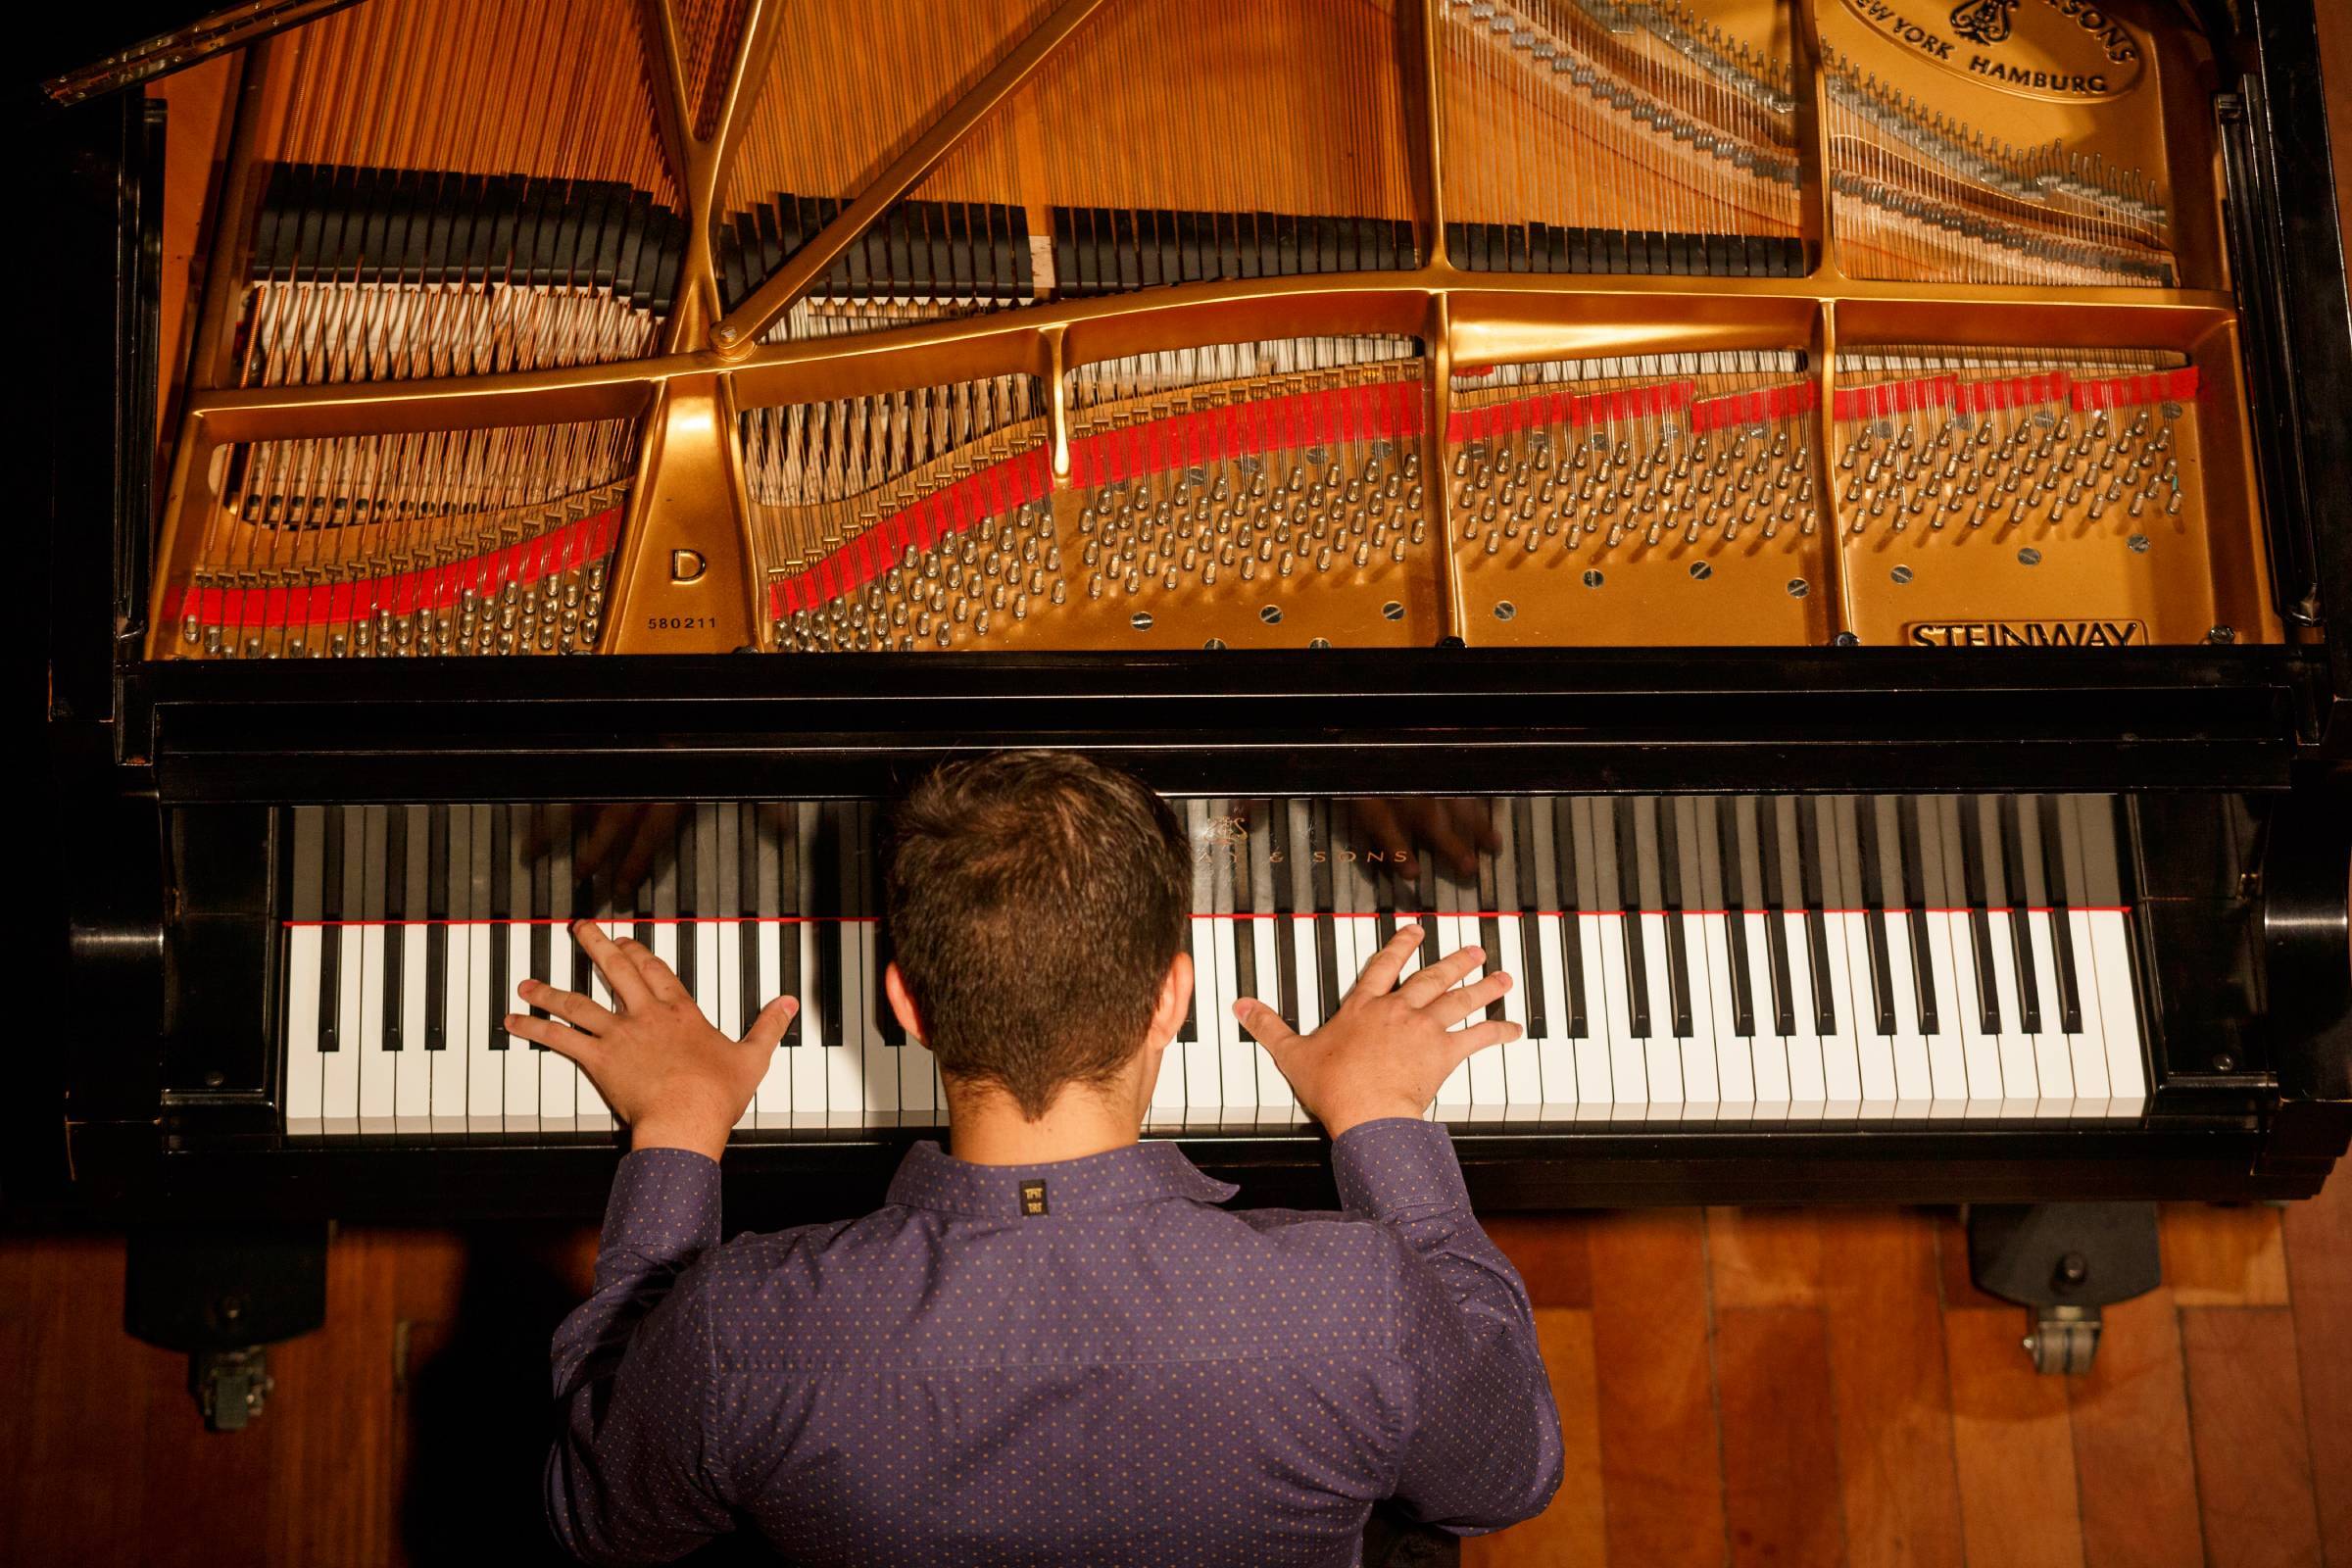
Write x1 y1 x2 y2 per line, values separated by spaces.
645 615 717 630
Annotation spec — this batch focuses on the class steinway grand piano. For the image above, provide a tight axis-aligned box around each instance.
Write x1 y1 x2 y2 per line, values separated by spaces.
31 0 2352 1329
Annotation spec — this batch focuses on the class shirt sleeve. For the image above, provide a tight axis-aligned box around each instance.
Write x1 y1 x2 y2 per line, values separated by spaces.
1332 1118 1564 1534
545 1149 736 1565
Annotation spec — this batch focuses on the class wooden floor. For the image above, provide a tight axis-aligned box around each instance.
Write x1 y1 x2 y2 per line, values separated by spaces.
0 1182 2345 1567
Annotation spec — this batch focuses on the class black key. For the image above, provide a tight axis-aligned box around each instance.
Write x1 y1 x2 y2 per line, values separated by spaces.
1472 808 1503 1025
1225 801 1255 1009
1895 797 1938 1037
487 806 511 1050
1995 795 2040 1032
1413 846 1441 971
528 806 552 1030
2037 796 2083 1034
319 805 345 1053
1509 799 1548 1041
1371 807 1397 947
1655 799 1694 1039
1609 799 1652 1040
1716 799 1754 1038
867 802 906 1047
1309 800 1340 1019
1854 798 1897 1037
424 804 449 1052
774 803 802 1043
1756 797 1795 1037
1958 797 2001 1035
382 806 407 1051
1180 800 1210 1046
1795 798 1836 1035
674 805 698 1000
738 804 763 1039
1266 799 1298 1031
1549 797 1587 1039
817 805 846 1049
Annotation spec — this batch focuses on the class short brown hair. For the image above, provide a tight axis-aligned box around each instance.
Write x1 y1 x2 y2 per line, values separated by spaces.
884 751 1190 1117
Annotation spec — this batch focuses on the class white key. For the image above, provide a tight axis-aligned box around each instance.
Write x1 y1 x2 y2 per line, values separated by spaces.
541 921 577 1133
1250 896 1290 1127
284 925 323 1134
692 918 723 1027
1879 906 1932 1116
504 923 540 1126
1593 915 1642 1121
754 913 792 1130
1568 910 1611 1121
1496 913 1543 1122
1840 910 1895 1116
2063 907 2111 1117
1529 913 1577 1117
1775 912 1827 1117
859 922 900 1125
1919 902 1969 1118
1637 911 1682 1117
1950 910 2006 1115
466 921 501 1130
1196 908 1238 1122
322 914 364 1134
1985 908 2038 1117
2024 909 2076 1117
1433 906 1475 1122
1462 912 1508 1125
1700 914 1753 1120
574 922 613 1132
394 913 431 1132
1739 911 1788 1117
432 917 469 1132
791 917 828 1126
2089 910 2145 1117
1816 911 1867 1117
1215 824 1259 1127
1674 912 1724 1121
825 921 866 1127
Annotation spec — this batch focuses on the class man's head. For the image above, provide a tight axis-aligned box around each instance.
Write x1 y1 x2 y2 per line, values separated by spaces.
883 751 1192 1119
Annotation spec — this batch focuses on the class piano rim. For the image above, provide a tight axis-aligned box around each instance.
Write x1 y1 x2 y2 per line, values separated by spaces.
52 1116 2323 1220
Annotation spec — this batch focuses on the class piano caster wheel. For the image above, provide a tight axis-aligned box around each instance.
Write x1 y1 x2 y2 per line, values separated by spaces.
123 1224 327 1431
2021 1305 2103 1376
191 1346 275 1432
1965 1201 2160 1376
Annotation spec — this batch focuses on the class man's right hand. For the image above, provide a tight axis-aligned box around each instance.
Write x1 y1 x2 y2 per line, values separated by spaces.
1234 925 1520 1138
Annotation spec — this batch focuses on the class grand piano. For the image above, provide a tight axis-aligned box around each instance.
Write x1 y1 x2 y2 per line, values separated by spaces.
29 0 2352 1403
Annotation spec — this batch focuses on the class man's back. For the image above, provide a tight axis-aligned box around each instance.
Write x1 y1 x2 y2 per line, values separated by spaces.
550 1128 1561 1567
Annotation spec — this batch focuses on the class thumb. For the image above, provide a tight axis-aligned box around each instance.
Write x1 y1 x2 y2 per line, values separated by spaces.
1233 998 1299 1054
741 995 799 1051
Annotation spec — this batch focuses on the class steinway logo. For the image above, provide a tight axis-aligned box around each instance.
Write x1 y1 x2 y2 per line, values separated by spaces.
1840 0 2145 101
1909 617 2148 648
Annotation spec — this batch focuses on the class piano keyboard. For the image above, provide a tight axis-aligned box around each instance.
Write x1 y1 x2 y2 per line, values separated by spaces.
279 794 2146 1138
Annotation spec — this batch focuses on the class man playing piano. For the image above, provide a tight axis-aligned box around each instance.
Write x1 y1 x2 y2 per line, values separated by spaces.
510 751 1563 1565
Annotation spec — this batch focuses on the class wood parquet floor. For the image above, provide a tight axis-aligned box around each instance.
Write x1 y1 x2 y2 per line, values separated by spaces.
0 1183 2344 1567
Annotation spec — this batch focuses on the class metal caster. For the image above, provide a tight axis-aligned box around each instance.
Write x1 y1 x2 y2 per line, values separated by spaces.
1966 1202 2160 1375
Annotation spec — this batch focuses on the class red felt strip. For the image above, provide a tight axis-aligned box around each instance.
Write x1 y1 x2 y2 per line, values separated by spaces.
160 505 621 629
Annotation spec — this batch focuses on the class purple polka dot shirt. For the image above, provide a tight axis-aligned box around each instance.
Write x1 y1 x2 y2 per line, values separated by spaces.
547 1120 1563 1565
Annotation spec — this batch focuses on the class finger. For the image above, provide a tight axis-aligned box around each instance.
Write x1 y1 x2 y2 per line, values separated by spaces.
575 920 653 1011
1396 944 1486 1007
612 937 690 1004
1446 1017 1524 1064
1424 968 1512 1029
1414 800 1482 879
1344 924 1425 1004
741 995 799 1052
516 976 618 1037
1233 998 1301 1055
503 1011 603 1065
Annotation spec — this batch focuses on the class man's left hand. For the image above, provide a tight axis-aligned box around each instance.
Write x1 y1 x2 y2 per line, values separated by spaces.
505 919 797 1161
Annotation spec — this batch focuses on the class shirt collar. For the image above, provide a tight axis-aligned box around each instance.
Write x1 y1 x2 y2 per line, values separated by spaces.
886 1139 1239 1219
